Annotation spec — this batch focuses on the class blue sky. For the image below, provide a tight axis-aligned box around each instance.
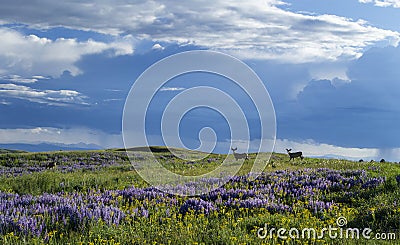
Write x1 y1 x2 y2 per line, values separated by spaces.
0 0 399 160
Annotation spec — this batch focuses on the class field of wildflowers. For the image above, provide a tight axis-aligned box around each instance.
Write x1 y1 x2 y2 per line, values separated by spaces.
0 149 399 244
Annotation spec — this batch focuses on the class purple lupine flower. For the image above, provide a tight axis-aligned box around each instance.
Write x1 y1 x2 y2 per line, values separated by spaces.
180 198 216 215
141 208 149 218
361 177 385 189
396 175 400 185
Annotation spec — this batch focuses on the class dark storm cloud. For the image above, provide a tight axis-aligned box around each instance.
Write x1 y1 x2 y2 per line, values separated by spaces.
277 45 400 148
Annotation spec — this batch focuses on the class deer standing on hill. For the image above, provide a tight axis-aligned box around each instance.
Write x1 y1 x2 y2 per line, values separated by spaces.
46 162 57 169
286 149 304 160
231 147 248 160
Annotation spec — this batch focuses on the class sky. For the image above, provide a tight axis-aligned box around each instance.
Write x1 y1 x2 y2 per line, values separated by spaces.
0 0 399 161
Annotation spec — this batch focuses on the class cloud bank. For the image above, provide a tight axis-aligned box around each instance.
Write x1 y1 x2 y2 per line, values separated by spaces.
0 0 398 64
0 127 122 149
0 28 134 77
2 126 398 161
0 83 88 106
359 0 400 8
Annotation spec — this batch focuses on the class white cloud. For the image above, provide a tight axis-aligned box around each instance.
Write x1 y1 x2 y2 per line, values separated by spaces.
359 0 400 8
308 63 350 81
159 87 186 92
229 137 380 160
103 98 123 102
0 74 50 83
31 127 52 134
274 139 378 159
0 99 11 105
0 127 123 148
274 139 400 162
0 28 134 77
0 83 88 106
152 43 165 50
0 0 398 63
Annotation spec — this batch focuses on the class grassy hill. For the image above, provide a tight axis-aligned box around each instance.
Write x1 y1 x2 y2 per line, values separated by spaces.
0 147 399 244
0 148 27 154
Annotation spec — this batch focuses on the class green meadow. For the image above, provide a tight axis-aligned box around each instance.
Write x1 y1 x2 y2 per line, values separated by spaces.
0 148 399 244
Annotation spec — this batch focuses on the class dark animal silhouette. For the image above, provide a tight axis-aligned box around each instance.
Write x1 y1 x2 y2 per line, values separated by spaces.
359 159 364 162
286 149 304 160
46 162 57 169
380 159 385 163
231 147 248 160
